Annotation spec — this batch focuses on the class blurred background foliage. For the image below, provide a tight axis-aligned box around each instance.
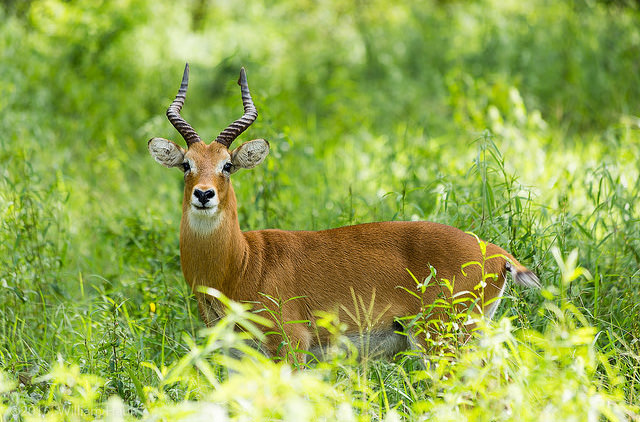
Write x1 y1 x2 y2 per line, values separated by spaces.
1 0 639 419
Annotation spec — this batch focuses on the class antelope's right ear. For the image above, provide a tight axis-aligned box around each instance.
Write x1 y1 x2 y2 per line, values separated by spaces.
148 138 186 168
229 139 270 173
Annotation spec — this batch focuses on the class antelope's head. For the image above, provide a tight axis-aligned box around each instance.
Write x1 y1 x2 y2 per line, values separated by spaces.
148 64 269 228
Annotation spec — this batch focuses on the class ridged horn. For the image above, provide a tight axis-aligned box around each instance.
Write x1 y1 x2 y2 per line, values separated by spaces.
166 63 202 147
214 67 258 148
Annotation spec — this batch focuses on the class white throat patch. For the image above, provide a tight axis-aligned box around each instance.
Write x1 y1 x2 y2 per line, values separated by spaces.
187 207 224 234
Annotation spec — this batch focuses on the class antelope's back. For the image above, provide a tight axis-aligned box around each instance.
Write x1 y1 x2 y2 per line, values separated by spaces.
241 221 511 316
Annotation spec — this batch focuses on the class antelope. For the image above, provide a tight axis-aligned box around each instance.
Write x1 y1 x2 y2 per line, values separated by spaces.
148 64 540 363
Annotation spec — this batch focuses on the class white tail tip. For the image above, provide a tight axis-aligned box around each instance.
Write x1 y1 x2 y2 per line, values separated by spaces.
506 261 541 289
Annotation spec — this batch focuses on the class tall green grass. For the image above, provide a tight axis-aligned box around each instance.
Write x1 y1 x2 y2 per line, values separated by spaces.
1 0 639 420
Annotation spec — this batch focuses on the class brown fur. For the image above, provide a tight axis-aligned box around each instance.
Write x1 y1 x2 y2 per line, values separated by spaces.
164 141 537 362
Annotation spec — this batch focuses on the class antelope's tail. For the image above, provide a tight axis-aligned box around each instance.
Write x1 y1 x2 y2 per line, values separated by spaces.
504 256 541 289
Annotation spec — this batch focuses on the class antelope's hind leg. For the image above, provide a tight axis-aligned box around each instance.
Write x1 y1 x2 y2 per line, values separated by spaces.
264 323 312 367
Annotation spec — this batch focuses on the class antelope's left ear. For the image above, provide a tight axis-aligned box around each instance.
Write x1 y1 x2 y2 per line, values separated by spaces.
229 139 270 173
148 138 186 168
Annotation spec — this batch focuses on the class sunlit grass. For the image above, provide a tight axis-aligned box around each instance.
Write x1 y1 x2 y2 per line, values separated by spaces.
1 0 640 420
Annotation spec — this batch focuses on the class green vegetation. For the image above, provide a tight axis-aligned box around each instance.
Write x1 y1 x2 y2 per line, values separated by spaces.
1 0 639 420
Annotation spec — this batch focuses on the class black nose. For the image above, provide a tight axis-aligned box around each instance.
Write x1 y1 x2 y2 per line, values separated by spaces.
193 189 215 205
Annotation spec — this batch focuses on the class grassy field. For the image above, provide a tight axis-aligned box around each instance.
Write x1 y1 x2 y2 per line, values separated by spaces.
1 0 640 420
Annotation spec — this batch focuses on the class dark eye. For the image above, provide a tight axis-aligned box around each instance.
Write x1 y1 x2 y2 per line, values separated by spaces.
182 161 190 172
222 162 233 173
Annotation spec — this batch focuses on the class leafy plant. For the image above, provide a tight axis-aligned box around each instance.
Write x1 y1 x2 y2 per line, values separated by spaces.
1 0 640 419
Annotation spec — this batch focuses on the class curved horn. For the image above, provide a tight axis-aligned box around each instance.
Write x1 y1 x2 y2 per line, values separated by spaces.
214 67 258 148
166 63 202 147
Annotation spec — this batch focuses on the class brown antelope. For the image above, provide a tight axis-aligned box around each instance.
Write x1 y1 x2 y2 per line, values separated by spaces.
148 64 540 363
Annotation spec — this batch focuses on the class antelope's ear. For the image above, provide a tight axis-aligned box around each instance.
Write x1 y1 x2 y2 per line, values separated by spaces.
229 139 269 173
148 138 186 168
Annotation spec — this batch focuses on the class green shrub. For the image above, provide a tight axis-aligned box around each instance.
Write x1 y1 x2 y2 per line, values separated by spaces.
1 0 639 419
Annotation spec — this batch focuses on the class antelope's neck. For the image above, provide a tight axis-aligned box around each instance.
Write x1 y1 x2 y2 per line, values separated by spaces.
179 199 248 297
